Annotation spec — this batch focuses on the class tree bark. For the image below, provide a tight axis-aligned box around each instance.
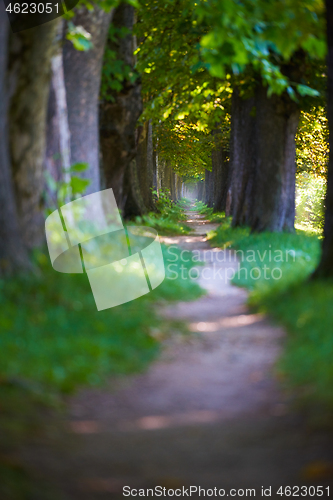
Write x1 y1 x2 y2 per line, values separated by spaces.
63 6 113 195
135 121 155 211
0 5 30 275
123 158 147 217
8 19 59 248
229 83 299 232
229 87 256 227
313 0 333 278
211 129 230 212
197 180 204 201
251 82 299 232
45 21 72 206
100 3 142 211
204 168 214 207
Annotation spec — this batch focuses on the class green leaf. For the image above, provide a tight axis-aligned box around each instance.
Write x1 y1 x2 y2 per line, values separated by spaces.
70 176 90 196
66 22 93 52
70 162 89 173
296 84 320 98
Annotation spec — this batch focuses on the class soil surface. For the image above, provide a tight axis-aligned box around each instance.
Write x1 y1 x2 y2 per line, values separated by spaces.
20 211 333 499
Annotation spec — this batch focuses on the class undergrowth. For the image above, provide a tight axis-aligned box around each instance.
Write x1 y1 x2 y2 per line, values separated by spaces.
194 200 226 223
134 192 191 235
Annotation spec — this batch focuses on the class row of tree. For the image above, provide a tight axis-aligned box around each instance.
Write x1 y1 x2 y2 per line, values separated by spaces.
1 0 333 278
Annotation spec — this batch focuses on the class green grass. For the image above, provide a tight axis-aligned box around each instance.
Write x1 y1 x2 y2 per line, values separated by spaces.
209 217 333 415
134 212 191 235
133 197 192 235
193 201 226 223
0 241 203 498
0 245 202 395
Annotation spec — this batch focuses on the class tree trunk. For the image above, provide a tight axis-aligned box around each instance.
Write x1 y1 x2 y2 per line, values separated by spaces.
63 6 113 194
100 3 142 211
313 0 333 278
251 82 299 232
229 83 299 232
135 121 155 211
123 158 147 217
0 4 30 275
8 19 59 248
45 21 72 206
197 180 204 201
211 129 230 212
176 175 182 200
204 168 214 207
229 87 256 227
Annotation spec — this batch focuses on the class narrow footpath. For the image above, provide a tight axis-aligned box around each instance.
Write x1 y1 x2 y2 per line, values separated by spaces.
20 211 333 499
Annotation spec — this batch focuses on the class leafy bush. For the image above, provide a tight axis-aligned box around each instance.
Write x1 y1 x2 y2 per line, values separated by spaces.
134 192 192 235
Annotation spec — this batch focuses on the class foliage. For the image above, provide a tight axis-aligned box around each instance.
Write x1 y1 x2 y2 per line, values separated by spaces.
208 217 333 414
66 21 93 51
44 163 90 214
295 172 326 233
134 193 192 235
101 24 139 102
296 107 329 176
194 0 326 96
176 197 193 209
135 0 232 174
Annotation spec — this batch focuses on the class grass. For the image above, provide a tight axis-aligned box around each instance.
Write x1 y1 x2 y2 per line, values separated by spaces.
0 240 203 498
133 197 192 235
0 244 202 394
209 216 333 416
193 200 227 223
0 196 197 395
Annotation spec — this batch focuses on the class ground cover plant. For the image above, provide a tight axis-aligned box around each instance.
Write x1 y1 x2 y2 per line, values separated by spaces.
194 200 227 223
133 192 192 235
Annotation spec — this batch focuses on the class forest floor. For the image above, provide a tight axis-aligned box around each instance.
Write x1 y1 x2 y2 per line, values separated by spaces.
18 211 333 499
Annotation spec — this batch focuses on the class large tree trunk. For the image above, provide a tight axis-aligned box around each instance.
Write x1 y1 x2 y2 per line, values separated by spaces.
0 5 30 276
313 0 333 278
229 87 256 227
100 3 142 211
8 19 59 248
229 83 299 231
63 6 113 195
251 82 299 232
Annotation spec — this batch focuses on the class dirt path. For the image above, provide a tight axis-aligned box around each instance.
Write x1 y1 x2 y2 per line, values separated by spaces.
21 211 333 499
